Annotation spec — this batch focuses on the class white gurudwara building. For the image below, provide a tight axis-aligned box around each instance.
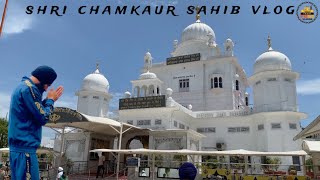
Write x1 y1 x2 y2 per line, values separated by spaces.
53 15 307 174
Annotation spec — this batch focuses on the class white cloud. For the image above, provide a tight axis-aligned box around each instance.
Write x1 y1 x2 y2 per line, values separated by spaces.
0 92 11 118
0 90 77 117
109 92 123 109
297 78 320 95
0 0 34 35
54 94 77 109
41 136 54 148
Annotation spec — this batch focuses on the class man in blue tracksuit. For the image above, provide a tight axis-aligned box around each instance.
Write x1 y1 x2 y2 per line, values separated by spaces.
8 66 64 180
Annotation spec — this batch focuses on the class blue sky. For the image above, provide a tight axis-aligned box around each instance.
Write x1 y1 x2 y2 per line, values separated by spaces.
0 0 319 144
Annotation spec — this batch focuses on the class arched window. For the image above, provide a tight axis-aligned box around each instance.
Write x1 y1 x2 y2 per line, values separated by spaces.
212 77 223 89
214 77 218 88
157 87 160 95
245 97 249 106
236 80 239 91
219 77 223 88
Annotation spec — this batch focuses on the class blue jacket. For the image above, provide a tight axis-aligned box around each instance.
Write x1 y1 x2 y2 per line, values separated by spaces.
8 77 54 153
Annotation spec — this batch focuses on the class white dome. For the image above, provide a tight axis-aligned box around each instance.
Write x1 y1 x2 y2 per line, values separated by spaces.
82 69 110 93
254 49 292 74
124 91 131 98
181 20 215 42
139 71 157 80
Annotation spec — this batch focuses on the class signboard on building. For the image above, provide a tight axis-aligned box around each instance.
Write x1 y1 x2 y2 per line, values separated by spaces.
49 107 87 123
166 53 200 65
119 95 166 110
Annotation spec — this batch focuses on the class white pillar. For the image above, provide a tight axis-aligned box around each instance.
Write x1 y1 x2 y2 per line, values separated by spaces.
116 123 123 180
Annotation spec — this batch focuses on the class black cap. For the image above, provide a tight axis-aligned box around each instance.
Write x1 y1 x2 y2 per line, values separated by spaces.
31 65 57 85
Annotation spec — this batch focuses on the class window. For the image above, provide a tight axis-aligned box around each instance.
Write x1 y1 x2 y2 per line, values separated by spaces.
137 120 151 126
179 123 185 129
285 78 292 82
179 79 189 92
258 124 264 130
255 81 261 85
292 156 301 171
235 80 239 90
174 121 177 127
271 123 281 129
127 120 133 125
245 97 249 106
104 98 108 101
219 77 223 88
268 78 277 81
155 119 162 125
93 96 99 99
82 96 87 98
228 127 249 133
214 77 218 88
197 127 216 133
157 87 160 94
289 123 297 129
211 77 223 89
211 78 214 89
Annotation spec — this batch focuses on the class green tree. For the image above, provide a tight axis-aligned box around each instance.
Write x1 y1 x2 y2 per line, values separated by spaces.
0 118 8 148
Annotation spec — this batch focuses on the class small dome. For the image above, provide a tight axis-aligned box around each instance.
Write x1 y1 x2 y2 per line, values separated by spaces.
82 69 110 93
181 20 215 43
226 38 233 43
139 71 157 80
254 49 292 74
124 91 131 98
166 88 173 97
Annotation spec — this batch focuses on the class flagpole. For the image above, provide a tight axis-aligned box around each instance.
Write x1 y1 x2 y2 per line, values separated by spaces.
0 0 9 37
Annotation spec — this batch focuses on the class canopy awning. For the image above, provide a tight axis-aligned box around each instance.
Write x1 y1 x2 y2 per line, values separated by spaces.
90 148 307 156
46 107 148 135
0 148 55 154
294 115 320 140
302 140 320 153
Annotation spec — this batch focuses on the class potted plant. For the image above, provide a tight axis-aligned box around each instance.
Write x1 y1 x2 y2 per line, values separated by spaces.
271 157 282 174
306 158 314 178
288 165 297 175
262 157 271 174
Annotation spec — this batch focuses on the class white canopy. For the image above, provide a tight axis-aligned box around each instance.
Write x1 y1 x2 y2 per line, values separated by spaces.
294 115 320 140
46 107 147 135
0 148 54 154
302 140 320 153
90 148 307 156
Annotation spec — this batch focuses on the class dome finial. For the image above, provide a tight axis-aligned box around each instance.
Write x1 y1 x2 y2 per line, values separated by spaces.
96 61 99 70
267 34 272 50
196 6 201 21
95 61 100 74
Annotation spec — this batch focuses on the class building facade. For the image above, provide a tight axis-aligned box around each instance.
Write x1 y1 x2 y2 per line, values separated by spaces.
54 16 307 174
